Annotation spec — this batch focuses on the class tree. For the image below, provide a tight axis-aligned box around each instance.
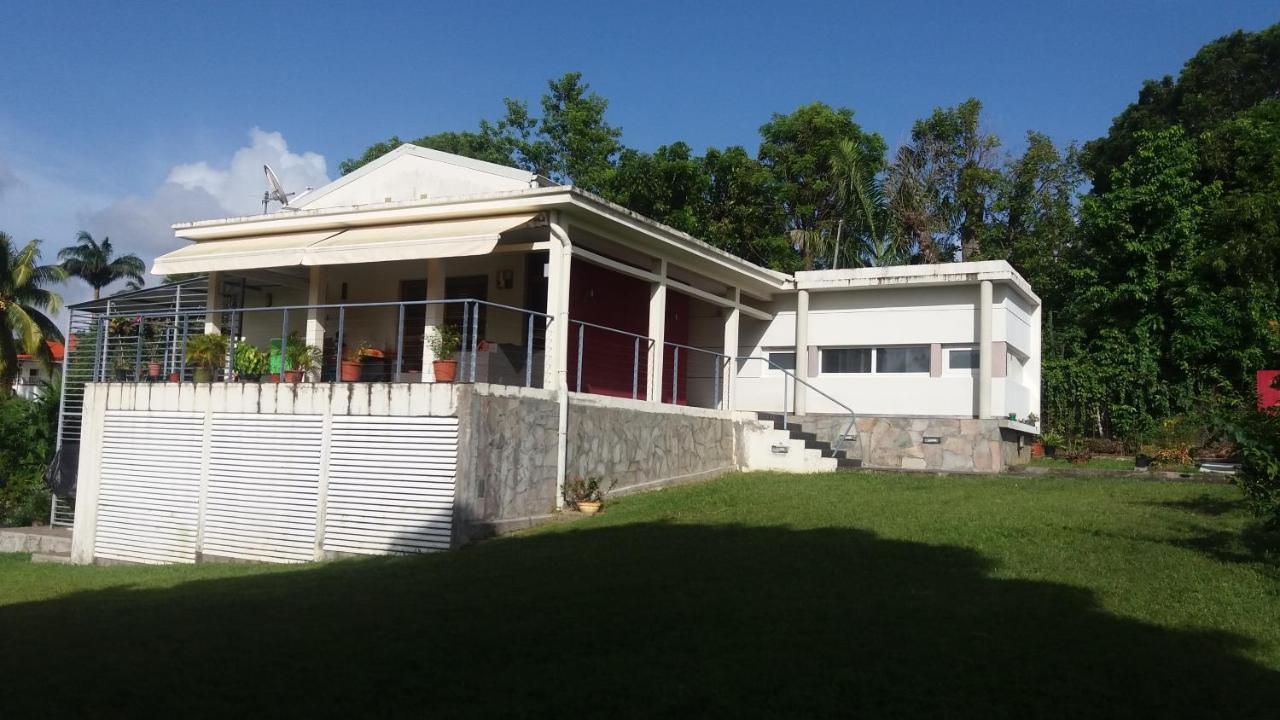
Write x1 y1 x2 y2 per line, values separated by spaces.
0 233 65 397
58 231 145 300
1083 25 1280 190
519 73 623 192
338 130 516 175
884 139 948 263
601 142 710 236
758 103 886 270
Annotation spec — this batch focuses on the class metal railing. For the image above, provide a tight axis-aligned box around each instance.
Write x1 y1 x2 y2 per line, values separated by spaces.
735 356 858 455
49 494 75 528
77 298 552 388
664 340 730 409
568 320 656 401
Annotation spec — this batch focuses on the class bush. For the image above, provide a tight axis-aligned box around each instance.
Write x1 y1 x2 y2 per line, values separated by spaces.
1223 406 1280 529
1084 437 1126 455
0 391 57 526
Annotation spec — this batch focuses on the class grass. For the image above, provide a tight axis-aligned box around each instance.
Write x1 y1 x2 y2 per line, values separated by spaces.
1030 454 1138 471
2 471 1278 717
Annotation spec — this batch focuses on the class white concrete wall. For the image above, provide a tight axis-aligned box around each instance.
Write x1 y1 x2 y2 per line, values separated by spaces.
296 151 533 210
736 282 1040 421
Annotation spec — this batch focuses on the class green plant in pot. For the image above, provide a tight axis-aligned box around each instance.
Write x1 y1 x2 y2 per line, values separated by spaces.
1041 431 1063 458
427 324 462 382
234 343 269 382
186 333 228 383
283 332 322 382
563 476 616 515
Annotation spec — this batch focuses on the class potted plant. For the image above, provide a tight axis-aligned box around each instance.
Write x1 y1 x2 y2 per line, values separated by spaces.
563 476 615 515
341 341 382 382
283 333 322 383
427 324 462 383
185 333 228 383
1041 431 1063 459
146 350 163 380
234 343 269 382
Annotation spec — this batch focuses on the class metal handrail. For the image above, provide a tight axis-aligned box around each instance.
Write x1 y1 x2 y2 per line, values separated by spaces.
103 296 553 321
735 355 857 456
569 319 656 400
663 340 730 409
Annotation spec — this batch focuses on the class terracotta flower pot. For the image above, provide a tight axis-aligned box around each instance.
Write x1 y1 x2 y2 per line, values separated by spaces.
341 360 362 382
283 370 303 383
167 372 180 382
577 500 602 515
148 362 162 378
432 360 458 383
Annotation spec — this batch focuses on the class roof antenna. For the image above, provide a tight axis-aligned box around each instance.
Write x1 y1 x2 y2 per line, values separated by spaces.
261 164 295 213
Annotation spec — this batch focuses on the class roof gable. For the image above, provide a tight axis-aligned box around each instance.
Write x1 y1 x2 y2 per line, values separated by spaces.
291 144 542 211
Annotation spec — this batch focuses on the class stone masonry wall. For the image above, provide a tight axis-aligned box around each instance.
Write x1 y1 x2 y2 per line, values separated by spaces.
788 413 1031 472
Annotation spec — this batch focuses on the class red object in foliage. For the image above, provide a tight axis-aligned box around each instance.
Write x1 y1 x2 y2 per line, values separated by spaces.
1258 370 1280 409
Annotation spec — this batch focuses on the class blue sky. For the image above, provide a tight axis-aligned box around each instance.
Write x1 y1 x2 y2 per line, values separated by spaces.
0 0 1275 308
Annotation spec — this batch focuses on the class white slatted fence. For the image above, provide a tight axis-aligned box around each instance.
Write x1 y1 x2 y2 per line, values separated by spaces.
203 413 324 563
324 416 458 555
95 411 204 564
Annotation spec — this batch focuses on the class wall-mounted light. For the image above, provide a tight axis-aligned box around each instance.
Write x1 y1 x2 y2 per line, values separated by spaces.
341 282 349 300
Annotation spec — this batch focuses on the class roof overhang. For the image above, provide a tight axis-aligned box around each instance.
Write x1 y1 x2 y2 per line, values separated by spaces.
154 214 539 275
793 261 1041 306
168 187 790 299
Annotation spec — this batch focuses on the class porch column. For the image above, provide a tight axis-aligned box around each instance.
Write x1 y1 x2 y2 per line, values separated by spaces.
422 258 445 380
543 221 572 390
722 288 740 411
203 271 221 334
793 288 809 415
978 279 993 418
646 259 668 401
305 266 327 351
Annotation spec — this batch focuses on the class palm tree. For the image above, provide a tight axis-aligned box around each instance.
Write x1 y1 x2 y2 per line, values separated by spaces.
58 231 146 300
0 233 66 396
831 139 908 268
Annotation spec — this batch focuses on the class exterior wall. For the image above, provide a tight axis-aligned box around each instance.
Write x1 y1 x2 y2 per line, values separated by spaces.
787 413 1032 472
295 151 534 210
736 283 1041 423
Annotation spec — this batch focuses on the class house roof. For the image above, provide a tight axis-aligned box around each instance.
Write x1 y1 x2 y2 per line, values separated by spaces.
794 261 1041 305
17 340 64 362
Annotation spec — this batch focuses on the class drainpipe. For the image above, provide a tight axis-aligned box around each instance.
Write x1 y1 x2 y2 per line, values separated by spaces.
549 213 573 510
978 280 993 419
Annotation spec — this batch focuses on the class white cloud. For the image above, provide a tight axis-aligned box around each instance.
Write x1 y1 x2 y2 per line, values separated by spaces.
166 128 329 216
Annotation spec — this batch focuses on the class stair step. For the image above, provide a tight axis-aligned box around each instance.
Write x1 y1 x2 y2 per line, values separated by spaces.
31 552 72 565
836 458 863 469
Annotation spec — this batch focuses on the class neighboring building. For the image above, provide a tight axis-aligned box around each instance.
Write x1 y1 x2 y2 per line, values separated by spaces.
62 144 1041 565
14 340 63 399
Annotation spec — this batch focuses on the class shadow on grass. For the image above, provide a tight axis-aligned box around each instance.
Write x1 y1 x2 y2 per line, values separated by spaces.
1142 495 1280 570
2 522 1277 717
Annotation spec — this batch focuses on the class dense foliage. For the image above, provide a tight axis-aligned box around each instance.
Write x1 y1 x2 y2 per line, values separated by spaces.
0 390 58 526
0 232 65 396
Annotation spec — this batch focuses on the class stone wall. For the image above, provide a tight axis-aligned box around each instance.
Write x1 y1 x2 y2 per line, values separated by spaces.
788 413 1032 472
453 386 737 543
566 393 736 494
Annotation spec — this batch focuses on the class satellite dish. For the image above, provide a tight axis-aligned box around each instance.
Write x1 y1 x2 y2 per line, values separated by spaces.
261 164 295 213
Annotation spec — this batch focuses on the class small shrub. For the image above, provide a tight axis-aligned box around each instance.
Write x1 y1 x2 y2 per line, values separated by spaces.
427 325 462 359
233 344 269 379
1222 406 1280 529
0 394 57 527
1084 437 1126 455
563 476 616 509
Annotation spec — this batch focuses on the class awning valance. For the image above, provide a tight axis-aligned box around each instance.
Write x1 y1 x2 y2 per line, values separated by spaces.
151 213 538 275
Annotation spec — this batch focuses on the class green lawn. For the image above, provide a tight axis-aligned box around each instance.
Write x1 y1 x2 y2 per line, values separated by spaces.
1030 454 1139 471
2 472 1278 717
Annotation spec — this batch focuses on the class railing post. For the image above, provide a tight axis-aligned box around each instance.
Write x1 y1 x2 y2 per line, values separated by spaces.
335 305 346 382
179 314 188 381
672 345 679 405
714 355 722 409
97 316 108 382
782 370 789 430
525 313 534 388
575 323 584 393
631 337 639 400
133 319 143 380
460 301 470 380
470 300 480 382
395 304 405 380
278 308 288 383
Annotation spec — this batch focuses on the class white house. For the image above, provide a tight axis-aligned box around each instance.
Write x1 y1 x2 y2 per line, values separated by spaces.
61 144 1041 566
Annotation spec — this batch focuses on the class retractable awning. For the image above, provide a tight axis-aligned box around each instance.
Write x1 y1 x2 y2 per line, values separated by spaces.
151 213 538 275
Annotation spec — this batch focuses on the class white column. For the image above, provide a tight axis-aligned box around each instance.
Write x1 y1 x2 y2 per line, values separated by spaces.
422 258 445 381
203 271 221 335
978 280 993 419
722 288 740 411
793 288 809 415
646 259 668 401
305 266 327 351
547 214 573 511
1027 302 1042 424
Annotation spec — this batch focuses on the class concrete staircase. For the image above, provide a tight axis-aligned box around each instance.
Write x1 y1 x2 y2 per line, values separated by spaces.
0 526 73 564
741 413 861 473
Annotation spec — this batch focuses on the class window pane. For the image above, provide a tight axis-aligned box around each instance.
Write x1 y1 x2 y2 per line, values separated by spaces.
822 348 872 373
877 346 930 373
948 348 978 370
767 351 796 371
